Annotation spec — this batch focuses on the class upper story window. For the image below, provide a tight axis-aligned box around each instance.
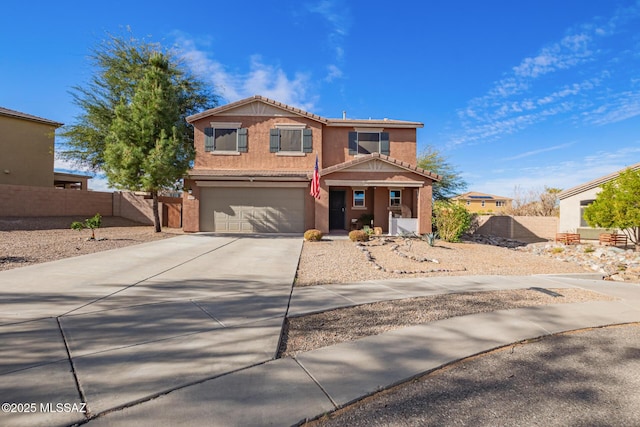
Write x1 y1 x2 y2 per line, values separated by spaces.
204 123 247 153
390 190 401 206
496 201 505 207
270 125 313 154
348 131 390 156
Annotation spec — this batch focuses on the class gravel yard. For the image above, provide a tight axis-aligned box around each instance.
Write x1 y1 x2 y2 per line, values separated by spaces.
279 288 614 357
0 216 181 271
295 237 589 286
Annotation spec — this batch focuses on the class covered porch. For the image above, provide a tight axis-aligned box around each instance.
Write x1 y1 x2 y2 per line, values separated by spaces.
312 154 440 235
323 181 423 234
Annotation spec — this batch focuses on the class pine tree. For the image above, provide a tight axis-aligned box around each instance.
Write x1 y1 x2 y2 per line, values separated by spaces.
104 53 193 232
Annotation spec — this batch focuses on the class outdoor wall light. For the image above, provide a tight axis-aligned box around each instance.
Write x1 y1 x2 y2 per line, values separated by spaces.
3 169 9 174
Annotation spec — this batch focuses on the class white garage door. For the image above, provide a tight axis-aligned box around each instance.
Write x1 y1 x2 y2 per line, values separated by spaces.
200 187 305 233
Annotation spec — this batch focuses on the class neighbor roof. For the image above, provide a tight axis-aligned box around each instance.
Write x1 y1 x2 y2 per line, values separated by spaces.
452 191 512 201
0 107 63 127
186 95 423 128
558 162 640 200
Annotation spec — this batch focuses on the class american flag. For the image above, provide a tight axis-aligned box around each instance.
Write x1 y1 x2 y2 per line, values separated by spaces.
310 154 320 199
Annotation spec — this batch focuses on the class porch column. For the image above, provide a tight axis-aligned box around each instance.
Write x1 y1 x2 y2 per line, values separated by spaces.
314 181 329 234
417 184 433 234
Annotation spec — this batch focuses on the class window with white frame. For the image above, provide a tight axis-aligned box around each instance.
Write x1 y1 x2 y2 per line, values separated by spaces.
204 123 247 153
270 125 312 153
279 129 303 151
481 200 485 207
496 201 506 207
353 189 366 207
214 129 238 151
357 132 381 154
348 131 390 155
389 190 401 206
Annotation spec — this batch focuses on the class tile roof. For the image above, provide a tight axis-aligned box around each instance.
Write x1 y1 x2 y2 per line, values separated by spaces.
558 162 640 199
186 95 327 124
0 107 63 127
188 169 311 179
186 95 423 128
452 191 512 201
320 153 441 181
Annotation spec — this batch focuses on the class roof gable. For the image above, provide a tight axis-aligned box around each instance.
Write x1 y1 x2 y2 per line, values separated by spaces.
187 95 424 129
0 107 63 127
321 153 441 181
186 95 327 124
559 162 640 199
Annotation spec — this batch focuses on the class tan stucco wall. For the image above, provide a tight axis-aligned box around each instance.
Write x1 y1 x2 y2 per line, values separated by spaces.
0 115 55 187
322 127 417 167
0 184 113 217
191 115 322 171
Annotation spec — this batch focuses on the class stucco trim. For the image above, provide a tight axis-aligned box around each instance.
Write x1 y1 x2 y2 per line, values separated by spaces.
195 180 309 188
325 179 424 187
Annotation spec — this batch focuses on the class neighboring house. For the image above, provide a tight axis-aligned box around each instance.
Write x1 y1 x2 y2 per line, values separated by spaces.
183 95 440 234
558 162 640 238
0 107 90 189
452 191 512 214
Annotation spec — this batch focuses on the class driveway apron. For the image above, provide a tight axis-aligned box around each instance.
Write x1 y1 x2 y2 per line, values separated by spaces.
0 234 302 427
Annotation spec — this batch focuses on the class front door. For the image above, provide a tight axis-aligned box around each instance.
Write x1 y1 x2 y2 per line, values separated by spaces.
329 190 346 230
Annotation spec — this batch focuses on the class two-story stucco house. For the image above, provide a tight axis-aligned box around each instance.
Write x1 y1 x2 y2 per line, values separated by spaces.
182 96 440 234
452 191 512 214
0 107 91 190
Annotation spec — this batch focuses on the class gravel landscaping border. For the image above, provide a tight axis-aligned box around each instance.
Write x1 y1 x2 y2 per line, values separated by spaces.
0 216 181 271
278 287 615 357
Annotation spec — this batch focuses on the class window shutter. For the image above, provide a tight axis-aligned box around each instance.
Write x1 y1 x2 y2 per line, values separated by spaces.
269 128 280 152
302 129 313 153
380 132 390 155
348 131 357 155
204 127 214 152
237 128 248 152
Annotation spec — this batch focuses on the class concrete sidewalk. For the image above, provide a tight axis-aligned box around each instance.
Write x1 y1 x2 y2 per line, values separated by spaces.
0 234 302 427
86 275 640 427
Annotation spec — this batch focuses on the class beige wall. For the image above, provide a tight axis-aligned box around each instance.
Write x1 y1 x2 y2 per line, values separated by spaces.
474 215 558 241
0 115 55 187
192 115 321 171
322 127 417 167
0 184 113 217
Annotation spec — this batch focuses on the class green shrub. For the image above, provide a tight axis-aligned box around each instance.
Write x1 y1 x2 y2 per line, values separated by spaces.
304 229 323 241
349 230 369 242
551 246 564 254
433 201 472 242
71 213 102 240
583 245 595 253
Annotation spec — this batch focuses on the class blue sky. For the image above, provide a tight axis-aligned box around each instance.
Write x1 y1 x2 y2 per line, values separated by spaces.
2 0 639 196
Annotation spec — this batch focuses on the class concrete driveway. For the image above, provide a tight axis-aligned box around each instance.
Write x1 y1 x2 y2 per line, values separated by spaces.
0 234 302 427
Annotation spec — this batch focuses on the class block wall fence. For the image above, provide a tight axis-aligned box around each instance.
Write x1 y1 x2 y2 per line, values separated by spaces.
0 184 182 227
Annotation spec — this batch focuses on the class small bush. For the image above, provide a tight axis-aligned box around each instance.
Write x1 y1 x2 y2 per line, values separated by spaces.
71 213 102 240
551 246 564 254
433 201 472 242
349 230 369 242
423 232 438 247
583 245 595 253
304 229 323 241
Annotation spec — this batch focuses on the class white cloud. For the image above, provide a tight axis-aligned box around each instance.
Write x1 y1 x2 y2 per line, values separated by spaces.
475 146 640 197
306 0 350 81
177 36 315 110
501 142 575 161
582 90 640 125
